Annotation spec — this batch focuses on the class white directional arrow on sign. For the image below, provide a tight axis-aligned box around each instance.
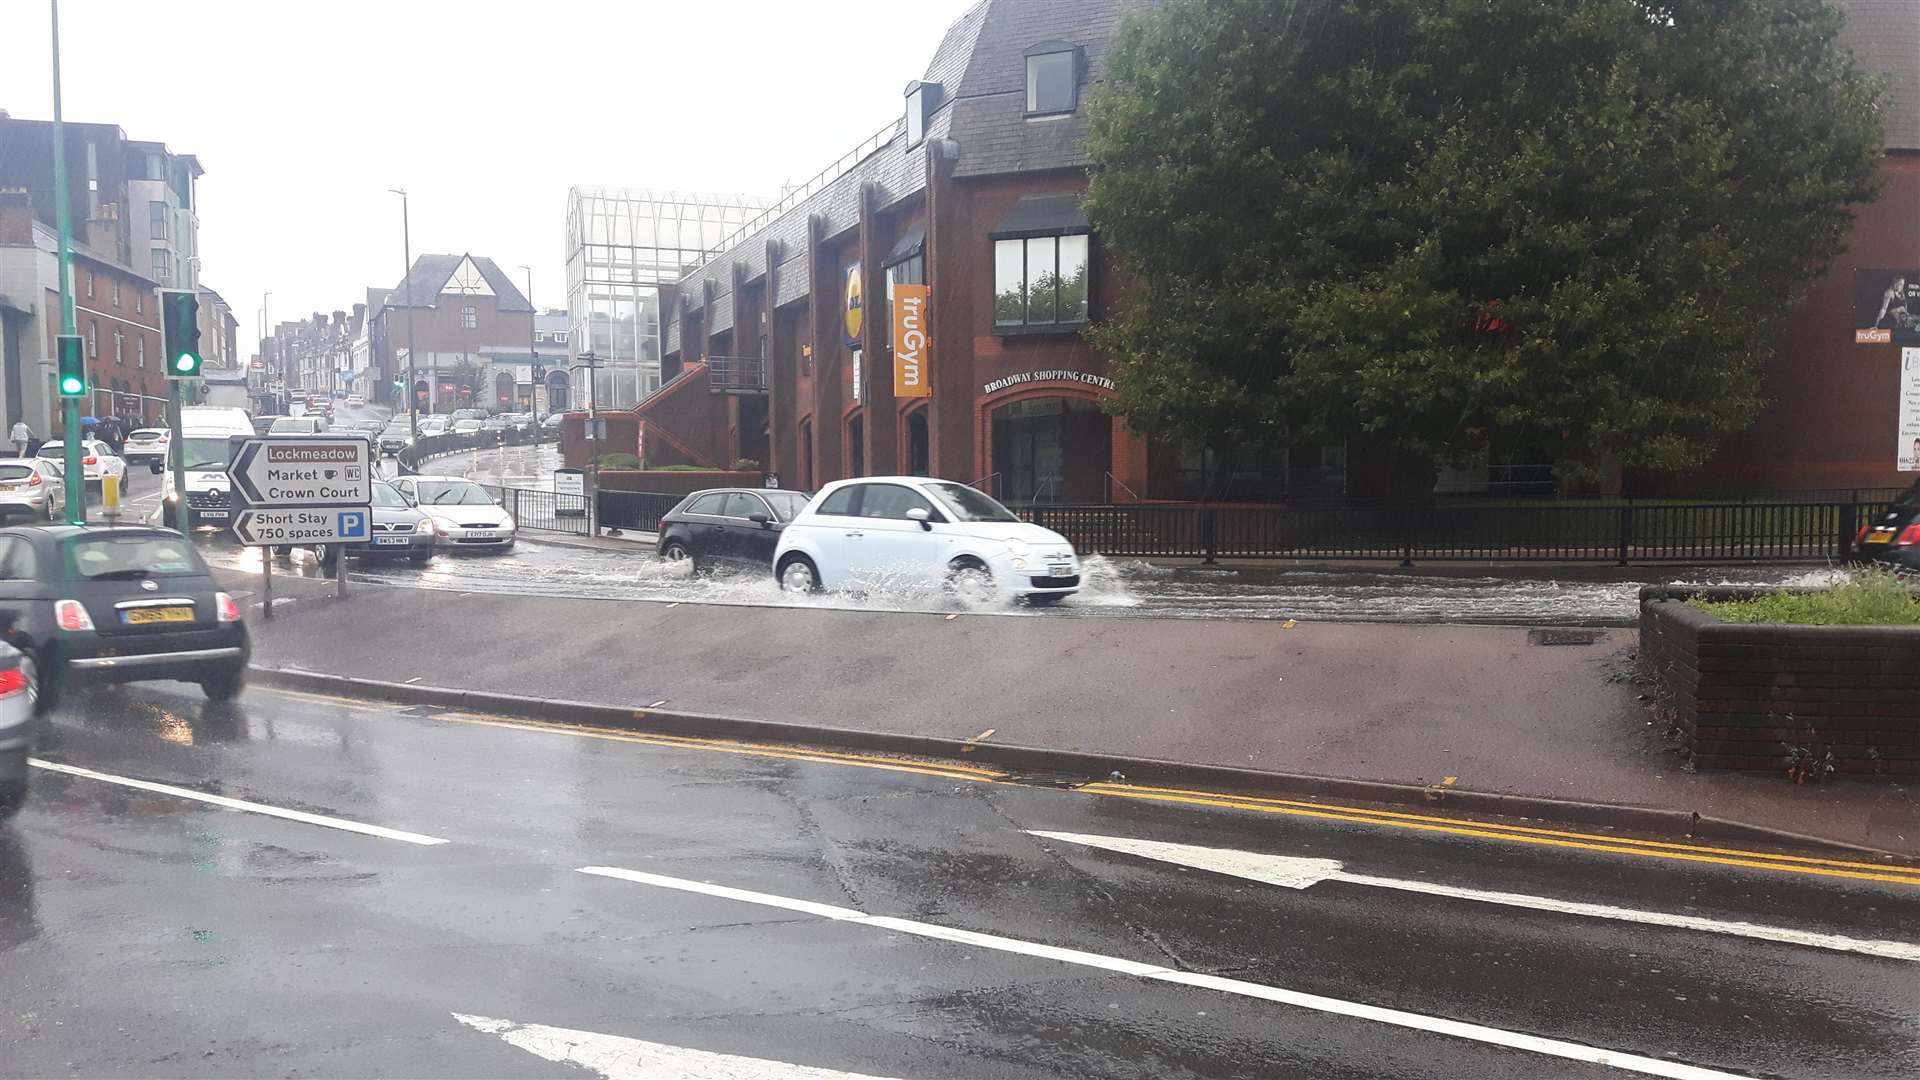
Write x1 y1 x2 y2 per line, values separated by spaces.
452 1013 907 1080
227 436 373 508
1028 831 1920 962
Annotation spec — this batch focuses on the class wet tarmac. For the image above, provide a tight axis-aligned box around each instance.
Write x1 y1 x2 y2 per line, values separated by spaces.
3 681 1916 1077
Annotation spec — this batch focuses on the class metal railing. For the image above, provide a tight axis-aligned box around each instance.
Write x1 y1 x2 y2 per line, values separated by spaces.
488 485 590 535
705 355 768 394
596 489 681 534
1014 499 1885 565
691 118 904 268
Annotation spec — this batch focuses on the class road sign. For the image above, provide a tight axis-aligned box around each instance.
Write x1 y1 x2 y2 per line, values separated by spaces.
227 436 373 509
232 508 371 546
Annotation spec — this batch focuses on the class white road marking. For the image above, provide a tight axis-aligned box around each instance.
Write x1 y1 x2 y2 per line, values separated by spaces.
1029 831 1920 963
576 865 1745 1079
453 1013 907 1080
29 758 449 846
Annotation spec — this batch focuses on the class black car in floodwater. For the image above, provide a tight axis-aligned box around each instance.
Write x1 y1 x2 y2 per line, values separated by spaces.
0 525 248 713
656 488 812 574
1853 479 1920 570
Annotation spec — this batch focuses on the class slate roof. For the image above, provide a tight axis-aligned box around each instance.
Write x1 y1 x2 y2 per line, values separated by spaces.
1837 0 1920 151
382 254 533 312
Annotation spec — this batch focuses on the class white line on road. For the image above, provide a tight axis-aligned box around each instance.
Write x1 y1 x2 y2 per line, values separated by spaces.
576 865 1744 1080
1028 831 1920 963
453 1013 908 1080
29 758 449 846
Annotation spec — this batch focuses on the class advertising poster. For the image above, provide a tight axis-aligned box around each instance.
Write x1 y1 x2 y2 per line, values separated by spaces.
1854 270 1920 345
892 284 931 398
1901 348 1920 472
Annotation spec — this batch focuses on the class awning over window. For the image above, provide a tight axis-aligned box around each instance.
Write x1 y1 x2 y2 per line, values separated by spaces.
991 194 1089 239
883 224 926 267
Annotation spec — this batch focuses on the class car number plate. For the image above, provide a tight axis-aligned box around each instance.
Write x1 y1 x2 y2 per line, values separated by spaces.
123 606 193 625
374 536 410 546
1866 532 1894 545
0 485 16 493
1047 563 1073 576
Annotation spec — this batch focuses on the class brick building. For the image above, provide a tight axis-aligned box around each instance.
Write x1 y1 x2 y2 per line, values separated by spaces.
368 254 534 412
643 0 1917 501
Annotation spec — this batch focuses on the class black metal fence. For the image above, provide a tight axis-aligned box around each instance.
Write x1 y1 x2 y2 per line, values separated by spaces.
1017 499 1888 564
488 486 590 535
597 489 681 534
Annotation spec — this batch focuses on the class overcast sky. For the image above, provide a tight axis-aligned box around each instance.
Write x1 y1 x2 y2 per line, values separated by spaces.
2 0 978 347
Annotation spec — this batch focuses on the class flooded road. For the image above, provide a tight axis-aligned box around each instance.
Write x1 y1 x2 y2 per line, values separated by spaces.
206 537 1838 626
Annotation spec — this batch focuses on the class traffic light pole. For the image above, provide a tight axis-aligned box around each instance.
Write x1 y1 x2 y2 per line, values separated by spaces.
48 0 83 525
166 380 188 532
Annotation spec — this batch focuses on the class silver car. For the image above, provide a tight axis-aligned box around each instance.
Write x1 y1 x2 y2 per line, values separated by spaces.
0 637 36 820
391 475 517 552
310 481 435 566
0 459 66 522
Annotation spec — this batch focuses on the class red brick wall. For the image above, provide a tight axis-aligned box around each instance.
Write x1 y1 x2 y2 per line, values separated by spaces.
1641 591 1920 775
66 252 164 428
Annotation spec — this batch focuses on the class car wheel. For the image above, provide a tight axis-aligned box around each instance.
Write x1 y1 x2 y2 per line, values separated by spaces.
150 462 163 475
777 555 821 593
28 649 58 717
200 663 246 702
944 560 996 604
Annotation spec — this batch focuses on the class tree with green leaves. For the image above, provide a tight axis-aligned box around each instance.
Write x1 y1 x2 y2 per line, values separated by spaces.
1084 0 1885 486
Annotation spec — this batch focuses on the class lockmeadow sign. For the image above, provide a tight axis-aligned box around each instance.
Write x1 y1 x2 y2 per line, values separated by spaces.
982 369 1117 396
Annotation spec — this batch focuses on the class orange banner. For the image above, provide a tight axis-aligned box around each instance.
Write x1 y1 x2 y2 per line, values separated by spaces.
892 284 931 398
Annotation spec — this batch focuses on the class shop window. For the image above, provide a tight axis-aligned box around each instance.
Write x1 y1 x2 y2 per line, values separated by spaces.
994 234 1089 329
885 250 924 348
1024 44 1083 116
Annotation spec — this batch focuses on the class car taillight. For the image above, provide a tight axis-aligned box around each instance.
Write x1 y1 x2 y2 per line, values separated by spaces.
1898 524 1920 547
1856 525 1872 546
0 668 27 698
83 456 97 465
54 599 94 632
215 591 242 623
27 472 41 487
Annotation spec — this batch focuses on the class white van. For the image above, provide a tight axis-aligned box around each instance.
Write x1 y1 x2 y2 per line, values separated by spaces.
158 408 255 529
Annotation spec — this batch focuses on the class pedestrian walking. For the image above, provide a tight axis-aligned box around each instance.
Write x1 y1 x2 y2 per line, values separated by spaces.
9 420 30 459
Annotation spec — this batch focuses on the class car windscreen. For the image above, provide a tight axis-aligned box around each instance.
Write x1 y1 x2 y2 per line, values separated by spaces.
415 481 494 506
269 418 315 433
370 483 408 508
925 481 1021 523
382 423 411 436
179 437 234 472
0 464 34 481
67 534 207 580
35 444 62 459
764 492 810 520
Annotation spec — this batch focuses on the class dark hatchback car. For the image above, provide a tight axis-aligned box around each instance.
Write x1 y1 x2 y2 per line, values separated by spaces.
0 525 248 712
657 488 811 573
1853 479 1920 569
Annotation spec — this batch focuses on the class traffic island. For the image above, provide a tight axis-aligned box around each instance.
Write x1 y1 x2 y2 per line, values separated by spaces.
1640 582 1920 778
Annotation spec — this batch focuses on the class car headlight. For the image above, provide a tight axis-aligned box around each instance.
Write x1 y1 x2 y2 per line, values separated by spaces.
1004 538 1030 557
414 518 433 534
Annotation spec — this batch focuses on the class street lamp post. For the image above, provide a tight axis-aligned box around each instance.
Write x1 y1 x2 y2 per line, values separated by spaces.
48 0 82 525
518 264 541 439
389 188 418 441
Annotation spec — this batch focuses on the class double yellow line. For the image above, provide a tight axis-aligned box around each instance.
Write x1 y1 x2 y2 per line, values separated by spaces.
260 687 1920 887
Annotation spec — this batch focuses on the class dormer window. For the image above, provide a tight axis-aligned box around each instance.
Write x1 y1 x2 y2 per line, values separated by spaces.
1024 42 1084 116
904 80 941 147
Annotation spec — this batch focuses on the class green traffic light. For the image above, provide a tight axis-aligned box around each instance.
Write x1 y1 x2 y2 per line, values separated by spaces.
174 353 195 373
59 375 84 395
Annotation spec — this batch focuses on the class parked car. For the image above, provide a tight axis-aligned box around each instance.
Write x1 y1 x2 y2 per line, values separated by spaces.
451 418 483 435
390 475 517 551
658 489 811 574
307 481 434 567
1853 478 1920 570
252 415 284 436
121 428 171 473
773 477 1081 604
268 416 326 436
0 635 32 820
416 416 451 437
479 416 511 434
0 525 249 713
540 413 564 431
0 459 67 522
37 439 128 491
451 407 487 424
345 394 365 407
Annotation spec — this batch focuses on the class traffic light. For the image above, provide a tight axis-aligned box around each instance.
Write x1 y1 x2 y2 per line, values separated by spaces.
56 334 86 397
160 288 202 378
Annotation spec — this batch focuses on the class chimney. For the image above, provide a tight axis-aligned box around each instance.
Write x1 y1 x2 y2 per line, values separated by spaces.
0 188 32 245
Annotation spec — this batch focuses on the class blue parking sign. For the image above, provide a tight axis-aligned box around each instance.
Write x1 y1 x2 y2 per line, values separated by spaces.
337 510 368 540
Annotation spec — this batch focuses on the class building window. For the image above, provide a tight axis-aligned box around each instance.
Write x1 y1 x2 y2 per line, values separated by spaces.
86 322 97 358
137 337 146 368
885 253 925 348
461 305 477 329
149 200 168 241
905 81 940 147
1024 44 1082 116
113 329 124 364
135 290 144 314
111 279 121 308
84 270 94 300
151 250 170 286
994 234 1089 328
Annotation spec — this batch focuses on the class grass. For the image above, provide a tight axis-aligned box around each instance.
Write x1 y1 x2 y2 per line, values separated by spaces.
1695 569 1920 626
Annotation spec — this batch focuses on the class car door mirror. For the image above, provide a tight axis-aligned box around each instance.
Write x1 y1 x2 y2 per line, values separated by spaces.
748 512 771 527
905 507 933 531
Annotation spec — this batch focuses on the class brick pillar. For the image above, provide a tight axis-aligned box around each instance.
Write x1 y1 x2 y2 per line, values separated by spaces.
858 184 896 476
924 139 971 482
1110 419 1149 503
765 239 796 486
806 214 843 485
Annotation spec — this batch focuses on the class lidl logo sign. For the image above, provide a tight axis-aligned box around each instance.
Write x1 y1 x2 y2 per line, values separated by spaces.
844 262 863 346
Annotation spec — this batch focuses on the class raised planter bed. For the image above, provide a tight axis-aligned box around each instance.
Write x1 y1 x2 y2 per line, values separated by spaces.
1639 585 1920 776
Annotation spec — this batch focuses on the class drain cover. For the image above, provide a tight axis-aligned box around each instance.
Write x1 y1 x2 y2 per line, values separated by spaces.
1527 628 1604 646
